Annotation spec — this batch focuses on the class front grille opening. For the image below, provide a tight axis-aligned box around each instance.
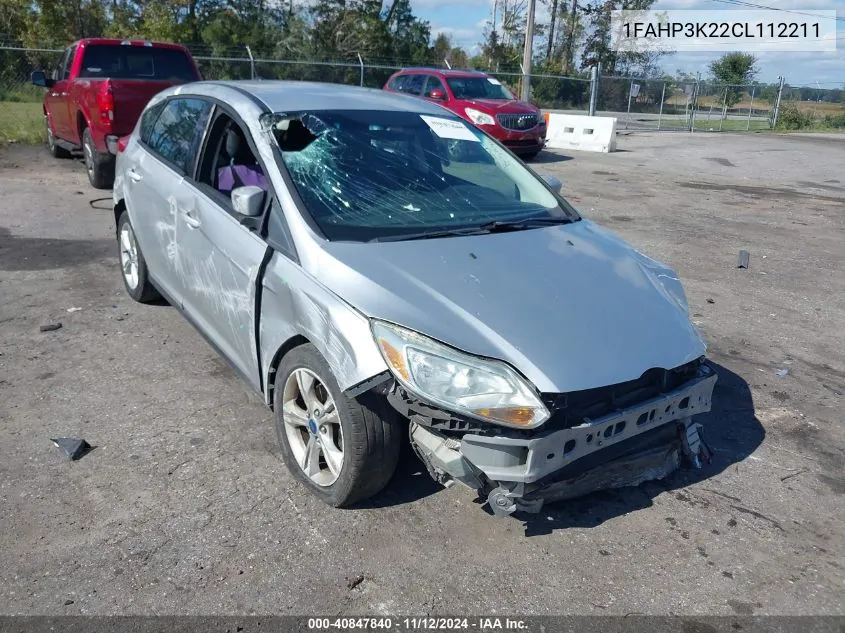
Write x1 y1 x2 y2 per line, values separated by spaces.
497 113 540 131
540 358 704 431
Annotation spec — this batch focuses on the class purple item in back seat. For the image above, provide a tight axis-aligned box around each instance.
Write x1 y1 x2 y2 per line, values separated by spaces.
218 165 268 193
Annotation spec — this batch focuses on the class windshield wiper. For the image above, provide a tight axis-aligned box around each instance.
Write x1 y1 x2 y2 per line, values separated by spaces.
368 217 575 243
478 217 574 232
369 227 490 242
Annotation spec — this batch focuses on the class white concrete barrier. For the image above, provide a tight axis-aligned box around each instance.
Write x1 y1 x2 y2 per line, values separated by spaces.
544 113 617 153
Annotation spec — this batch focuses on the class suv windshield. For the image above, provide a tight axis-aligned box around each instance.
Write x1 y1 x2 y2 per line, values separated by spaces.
79 45 198 81
268 109 578 242
446 77 514 100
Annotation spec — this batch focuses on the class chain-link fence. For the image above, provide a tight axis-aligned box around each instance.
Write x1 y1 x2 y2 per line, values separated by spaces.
772 82 845 131
0 47 62 143
3 44 843 145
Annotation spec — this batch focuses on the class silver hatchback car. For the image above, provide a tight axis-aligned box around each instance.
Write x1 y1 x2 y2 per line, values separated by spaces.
113 81 716 516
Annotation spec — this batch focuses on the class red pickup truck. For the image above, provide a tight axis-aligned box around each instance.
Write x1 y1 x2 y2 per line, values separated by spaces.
32 38 201 189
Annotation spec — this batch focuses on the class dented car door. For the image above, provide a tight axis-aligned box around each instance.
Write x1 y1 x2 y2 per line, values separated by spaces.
173 109 268 389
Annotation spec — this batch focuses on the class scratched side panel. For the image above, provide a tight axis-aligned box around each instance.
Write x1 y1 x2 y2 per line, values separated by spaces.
259 251 389 399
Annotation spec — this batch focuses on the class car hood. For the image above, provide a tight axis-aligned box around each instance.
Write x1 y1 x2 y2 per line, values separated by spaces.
463 99 539 114
311 220 706 394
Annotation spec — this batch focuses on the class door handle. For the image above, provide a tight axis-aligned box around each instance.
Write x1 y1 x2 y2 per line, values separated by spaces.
183 210 201 229
127 168 142 183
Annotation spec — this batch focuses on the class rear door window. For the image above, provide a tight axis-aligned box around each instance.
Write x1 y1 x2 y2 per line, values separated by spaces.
145 98 213 174
139 101 166 143
402 74 425 96
79 46 198 82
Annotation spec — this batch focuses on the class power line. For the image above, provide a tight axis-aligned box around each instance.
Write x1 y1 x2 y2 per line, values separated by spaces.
709 0 845 22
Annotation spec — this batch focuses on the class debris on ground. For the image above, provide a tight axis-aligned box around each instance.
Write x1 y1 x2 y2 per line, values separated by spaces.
346 574 365 590
707 298 716 304
737 250 751 269
51 437 93 460
66 307 82 313
39 323 62 332
776 368 790 377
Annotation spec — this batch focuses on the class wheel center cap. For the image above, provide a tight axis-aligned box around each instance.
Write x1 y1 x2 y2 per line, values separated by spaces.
307 418 318 434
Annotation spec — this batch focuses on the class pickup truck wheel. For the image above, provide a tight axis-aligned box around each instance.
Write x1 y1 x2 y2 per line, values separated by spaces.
117 211 160 303
46 118 71 159
273 344 401 507
82 127 115 189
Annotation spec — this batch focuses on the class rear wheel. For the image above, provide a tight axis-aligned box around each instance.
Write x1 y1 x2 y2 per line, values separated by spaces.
273 344 401 507
82 127 115 189
117 211 160 303
46 116 71 159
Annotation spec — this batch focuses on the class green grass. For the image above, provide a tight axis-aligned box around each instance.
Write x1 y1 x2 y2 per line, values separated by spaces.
692 118 772 132
0 101 45 144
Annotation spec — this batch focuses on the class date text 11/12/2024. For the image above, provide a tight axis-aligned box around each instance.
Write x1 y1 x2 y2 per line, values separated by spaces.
308 617 529 631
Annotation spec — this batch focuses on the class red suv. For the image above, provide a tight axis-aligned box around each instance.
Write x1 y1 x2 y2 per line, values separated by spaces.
384 68 546 159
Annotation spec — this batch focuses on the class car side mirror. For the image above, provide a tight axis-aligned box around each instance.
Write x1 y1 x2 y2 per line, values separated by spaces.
428 89 446 100
540 173 563 193
31 71 53 88
232 186 265 217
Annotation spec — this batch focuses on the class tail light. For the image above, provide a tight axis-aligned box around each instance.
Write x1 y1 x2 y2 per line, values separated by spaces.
117 135 129 153
97 81 114 126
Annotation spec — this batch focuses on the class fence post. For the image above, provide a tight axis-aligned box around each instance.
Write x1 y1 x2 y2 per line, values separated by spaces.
657 82 665 131
245 46 255 80
588 64 598 116
719 87 728 131
746 85 755 131
690 75 700 132
357 52 364 87
625 78 634 130
771 75 785 129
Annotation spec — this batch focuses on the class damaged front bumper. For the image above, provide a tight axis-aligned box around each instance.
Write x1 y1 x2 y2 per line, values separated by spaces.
398 363 717 516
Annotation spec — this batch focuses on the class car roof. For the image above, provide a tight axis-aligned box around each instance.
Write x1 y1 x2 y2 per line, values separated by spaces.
182 80 456 115
72 38 190 51
395 67 489 78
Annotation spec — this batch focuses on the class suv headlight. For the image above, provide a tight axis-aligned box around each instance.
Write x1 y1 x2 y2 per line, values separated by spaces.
372 320 550 429
465 107 496 126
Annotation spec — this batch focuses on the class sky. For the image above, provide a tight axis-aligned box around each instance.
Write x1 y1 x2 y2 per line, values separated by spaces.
412 0 845 85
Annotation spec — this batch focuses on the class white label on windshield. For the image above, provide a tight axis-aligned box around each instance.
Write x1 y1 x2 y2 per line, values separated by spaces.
487 78 502 85
420 115 479 142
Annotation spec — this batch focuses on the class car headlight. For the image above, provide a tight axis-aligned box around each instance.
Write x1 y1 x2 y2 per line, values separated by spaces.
372 320 550 429
465 108 496 126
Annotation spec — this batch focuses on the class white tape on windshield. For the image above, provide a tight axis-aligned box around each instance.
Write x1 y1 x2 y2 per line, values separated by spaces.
420 115 479 142
487 78 502 85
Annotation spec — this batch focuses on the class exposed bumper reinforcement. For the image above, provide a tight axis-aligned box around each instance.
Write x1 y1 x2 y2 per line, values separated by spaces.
409 366 717 516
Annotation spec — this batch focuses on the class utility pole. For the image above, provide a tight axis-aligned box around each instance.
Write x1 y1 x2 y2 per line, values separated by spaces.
520 0 536 101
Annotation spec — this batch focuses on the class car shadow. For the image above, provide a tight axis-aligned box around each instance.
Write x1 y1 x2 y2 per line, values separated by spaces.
0 226 114 272
359 439 441 508
366 362 764 527
531 152 573 164
516 361 764 535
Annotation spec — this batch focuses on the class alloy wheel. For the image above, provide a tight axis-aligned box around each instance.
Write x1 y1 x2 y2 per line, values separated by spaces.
282 368 344 486
119 223 139 290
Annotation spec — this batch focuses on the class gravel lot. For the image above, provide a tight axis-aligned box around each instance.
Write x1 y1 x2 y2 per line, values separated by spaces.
1 132 843 617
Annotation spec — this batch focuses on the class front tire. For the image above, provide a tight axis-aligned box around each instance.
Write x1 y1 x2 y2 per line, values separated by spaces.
273 344 401 507
82 127 114 189
46 116 71 159
117 211 160 303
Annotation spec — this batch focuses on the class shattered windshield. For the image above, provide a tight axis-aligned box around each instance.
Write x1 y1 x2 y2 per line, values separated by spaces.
446 77 514 100
266 110 578 242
